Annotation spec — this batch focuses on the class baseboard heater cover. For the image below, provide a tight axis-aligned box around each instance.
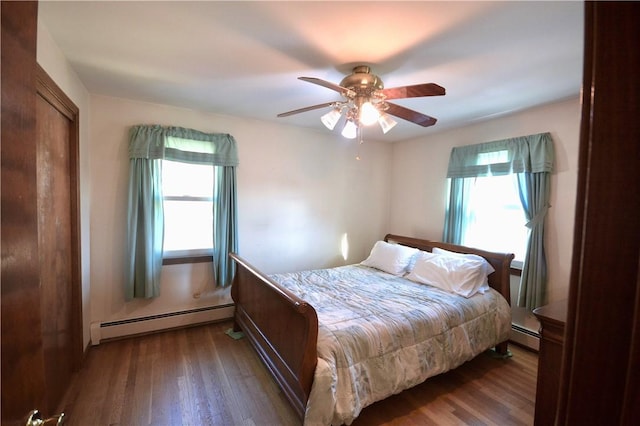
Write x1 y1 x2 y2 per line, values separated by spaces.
92 310 540 349
510 323 540 351
91 303 234 345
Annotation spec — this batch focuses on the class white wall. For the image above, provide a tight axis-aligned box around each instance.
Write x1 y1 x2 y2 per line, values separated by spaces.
88 95 392 327
37 20 92 349
389 97 581 305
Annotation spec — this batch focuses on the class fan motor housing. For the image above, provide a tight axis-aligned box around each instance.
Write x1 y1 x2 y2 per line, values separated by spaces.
339 66 384 95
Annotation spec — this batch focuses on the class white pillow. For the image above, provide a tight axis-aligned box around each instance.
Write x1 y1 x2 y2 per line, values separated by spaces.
432 247 494 293
361 241 419 276
406 250 489 298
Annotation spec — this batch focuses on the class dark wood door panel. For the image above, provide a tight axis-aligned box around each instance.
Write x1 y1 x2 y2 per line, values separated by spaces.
2 2 83 420
558 2 640 424
35 65 84 385
36 93 74 413
1 1 46 422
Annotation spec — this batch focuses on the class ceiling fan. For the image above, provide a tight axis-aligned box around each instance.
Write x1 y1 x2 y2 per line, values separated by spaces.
277 65 445 139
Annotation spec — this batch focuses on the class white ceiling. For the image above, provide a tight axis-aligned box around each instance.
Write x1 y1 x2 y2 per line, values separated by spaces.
38 1 584 142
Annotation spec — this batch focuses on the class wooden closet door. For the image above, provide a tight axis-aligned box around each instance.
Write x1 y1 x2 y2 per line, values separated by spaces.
35 66 82 415
36 94 72 412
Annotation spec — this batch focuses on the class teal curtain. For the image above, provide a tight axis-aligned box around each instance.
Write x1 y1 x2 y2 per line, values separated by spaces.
213 166 238 287
442 177 471 244
443 132 554 309
517 172 551 309
125 159 164 299
125 125 239 299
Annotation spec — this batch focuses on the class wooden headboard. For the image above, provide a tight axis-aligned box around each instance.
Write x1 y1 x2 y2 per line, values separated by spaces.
384 234 515 307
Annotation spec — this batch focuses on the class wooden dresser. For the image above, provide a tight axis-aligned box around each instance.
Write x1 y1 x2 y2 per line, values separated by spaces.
532 300 567 426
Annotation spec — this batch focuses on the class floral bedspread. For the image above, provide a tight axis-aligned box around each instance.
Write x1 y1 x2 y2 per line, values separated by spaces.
270 264 511 426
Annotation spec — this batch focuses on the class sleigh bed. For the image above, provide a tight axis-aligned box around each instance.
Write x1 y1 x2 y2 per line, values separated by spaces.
230 234 514 425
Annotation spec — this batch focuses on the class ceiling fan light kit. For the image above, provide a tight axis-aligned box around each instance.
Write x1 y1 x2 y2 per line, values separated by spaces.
278 65 445 140
359 101 380 125
321 108 342 130
341 120 358 139
378 113 398 134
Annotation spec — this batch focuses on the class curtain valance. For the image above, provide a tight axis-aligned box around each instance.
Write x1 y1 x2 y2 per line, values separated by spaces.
128 125 239 166
446 132 554 178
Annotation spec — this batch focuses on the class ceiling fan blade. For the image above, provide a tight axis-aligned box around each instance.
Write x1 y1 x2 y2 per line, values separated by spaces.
380 83 446 100
385 102 437 127
298 77 355 97
277 101 336 118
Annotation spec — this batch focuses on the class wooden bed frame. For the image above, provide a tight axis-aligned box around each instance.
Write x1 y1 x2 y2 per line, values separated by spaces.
229 234 514 420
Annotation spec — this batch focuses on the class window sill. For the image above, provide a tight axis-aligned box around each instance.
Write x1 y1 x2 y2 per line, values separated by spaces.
510 266 522 277
163 254 213 265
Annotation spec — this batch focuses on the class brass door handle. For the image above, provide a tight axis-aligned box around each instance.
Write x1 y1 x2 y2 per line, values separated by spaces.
25 410 65 426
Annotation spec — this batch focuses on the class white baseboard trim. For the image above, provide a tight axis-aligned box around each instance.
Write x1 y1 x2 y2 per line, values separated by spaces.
90 304 234 345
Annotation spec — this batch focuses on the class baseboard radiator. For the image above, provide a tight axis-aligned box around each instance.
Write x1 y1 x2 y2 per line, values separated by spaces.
90 303 235 345
91 306 538 349
510 323 540 351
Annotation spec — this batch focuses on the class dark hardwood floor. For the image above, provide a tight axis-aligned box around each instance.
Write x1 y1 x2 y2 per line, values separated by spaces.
59 321 537 425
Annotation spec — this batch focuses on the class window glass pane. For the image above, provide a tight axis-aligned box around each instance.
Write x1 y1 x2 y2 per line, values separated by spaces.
477 150 509 165
163 200 213 252
162 159 214 254
166 136 216 155
461 175 528 262
162 160 213 198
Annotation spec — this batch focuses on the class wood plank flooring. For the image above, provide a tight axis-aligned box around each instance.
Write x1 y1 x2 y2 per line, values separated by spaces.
59 321 537 425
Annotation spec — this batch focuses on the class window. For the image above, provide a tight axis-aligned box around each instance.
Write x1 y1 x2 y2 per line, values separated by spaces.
162 159 215 257
126 125 238 298
456 150 528 266
443 133 554 309
458 174 528 267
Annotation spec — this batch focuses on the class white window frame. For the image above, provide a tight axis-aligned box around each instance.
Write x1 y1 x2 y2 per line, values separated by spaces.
161 160 215 259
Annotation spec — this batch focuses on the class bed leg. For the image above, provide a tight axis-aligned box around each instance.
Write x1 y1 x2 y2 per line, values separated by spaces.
492 341 512 359
224 320 245 340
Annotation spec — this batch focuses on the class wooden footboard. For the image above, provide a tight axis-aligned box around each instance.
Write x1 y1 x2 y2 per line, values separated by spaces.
229 253 318 419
